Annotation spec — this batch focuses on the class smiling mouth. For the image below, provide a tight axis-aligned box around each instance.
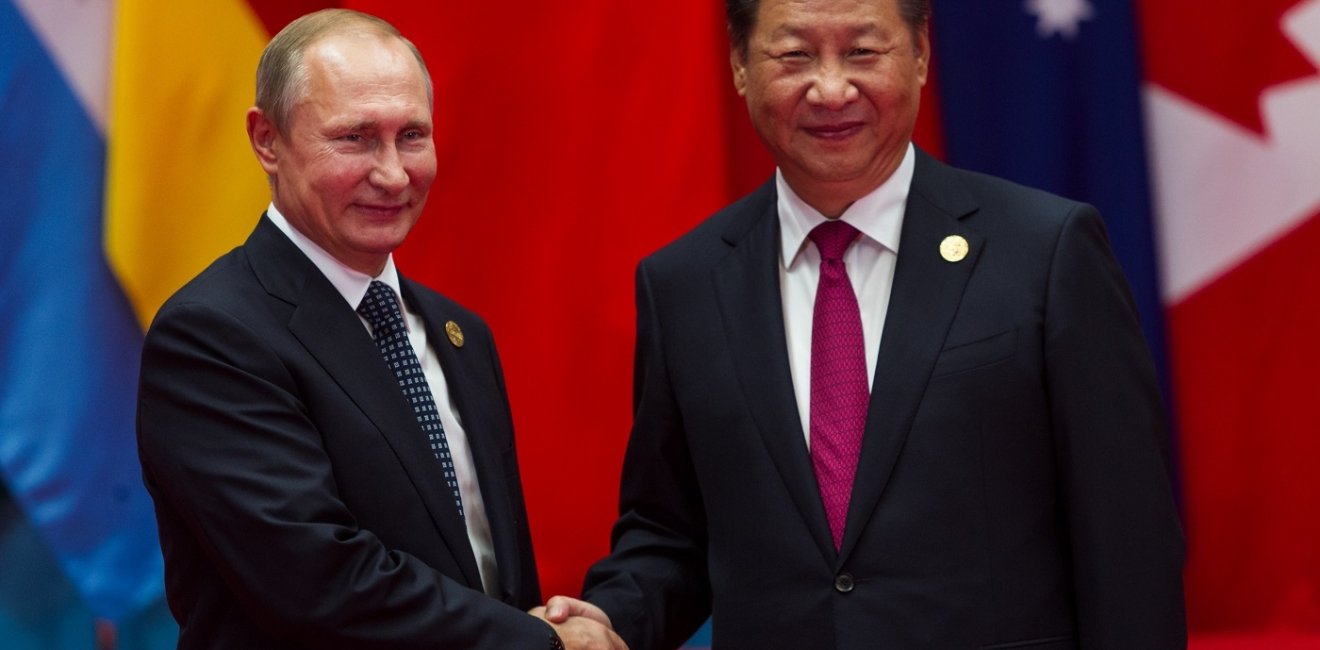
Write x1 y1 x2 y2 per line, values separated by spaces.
803 123 865 140
355 203 409 218
358 201 408 210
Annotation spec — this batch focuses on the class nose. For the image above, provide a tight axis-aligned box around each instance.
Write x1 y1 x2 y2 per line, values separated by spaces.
368 143 409 193
806 62 859 110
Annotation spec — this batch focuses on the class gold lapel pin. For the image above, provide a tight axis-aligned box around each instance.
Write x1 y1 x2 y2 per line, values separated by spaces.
940 235 969 263
444 320 464 348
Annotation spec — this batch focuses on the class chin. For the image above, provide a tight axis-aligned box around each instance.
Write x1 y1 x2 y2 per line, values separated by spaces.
805 164 871 185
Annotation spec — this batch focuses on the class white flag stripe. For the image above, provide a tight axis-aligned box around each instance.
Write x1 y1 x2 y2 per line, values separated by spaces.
1147 0 1320 304
12 0 114 134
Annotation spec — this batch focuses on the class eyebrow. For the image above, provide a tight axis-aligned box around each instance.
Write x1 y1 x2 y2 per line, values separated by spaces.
769 23 885 40
330 118 431 133
325 119 378 133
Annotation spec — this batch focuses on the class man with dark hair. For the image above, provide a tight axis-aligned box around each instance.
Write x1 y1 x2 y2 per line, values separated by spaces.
542 0 1186 647
136 9 623 649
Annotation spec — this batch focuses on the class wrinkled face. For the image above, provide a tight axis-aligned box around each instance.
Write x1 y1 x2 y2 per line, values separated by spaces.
249 31 436 276
732 0 928 213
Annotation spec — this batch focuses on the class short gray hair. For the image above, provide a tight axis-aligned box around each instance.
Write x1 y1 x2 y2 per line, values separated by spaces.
254 8 433 133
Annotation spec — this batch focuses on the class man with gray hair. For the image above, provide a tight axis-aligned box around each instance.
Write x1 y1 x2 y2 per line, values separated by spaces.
137 9 623 649
542 0 1186 647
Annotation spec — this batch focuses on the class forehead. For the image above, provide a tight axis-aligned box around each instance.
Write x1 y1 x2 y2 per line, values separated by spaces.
752 0 903 36
300 32 428 107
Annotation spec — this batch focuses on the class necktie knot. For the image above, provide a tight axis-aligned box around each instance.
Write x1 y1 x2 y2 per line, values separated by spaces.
357 281 404 336
809 219 860 262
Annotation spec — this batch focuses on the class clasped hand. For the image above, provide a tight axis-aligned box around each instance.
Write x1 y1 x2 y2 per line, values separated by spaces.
530 595 628 650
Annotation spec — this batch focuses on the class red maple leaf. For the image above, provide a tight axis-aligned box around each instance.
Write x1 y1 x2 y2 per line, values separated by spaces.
1139 0 1318 135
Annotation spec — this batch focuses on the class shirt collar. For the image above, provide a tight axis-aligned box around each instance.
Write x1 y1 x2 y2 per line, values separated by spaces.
778 142 914 269
264 202 403 312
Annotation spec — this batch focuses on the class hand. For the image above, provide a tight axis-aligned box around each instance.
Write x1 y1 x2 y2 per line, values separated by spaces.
530 596 626 650
537 595 613 627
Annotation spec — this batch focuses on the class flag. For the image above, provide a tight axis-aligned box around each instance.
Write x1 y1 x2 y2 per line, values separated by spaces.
0 0 161 622
106 0 272 326
1139 0 1320 632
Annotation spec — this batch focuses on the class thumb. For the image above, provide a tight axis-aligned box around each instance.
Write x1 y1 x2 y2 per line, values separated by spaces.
544 595 575 622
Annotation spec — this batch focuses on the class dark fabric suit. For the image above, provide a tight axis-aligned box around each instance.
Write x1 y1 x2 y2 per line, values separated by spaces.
137 216 554 648
582 150 1186 649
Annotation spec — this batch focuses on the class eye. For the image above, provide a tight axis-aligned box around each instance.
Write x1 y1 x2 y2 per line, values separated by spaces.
849 47 879 57
339 133 364 142
777 50 810 61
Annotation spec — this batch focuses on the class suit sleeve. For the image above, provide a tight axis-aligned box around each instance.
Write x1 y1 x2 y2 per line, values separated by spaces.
580 260 712 650
1043 206 1187 648
136 300 556 648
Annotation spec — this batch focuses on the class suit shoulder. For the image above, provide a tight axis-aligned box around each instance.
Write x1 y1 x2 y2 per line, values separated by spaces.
642 179 775 274
919 157 1092 226
149 246 259 325
400 278 496 340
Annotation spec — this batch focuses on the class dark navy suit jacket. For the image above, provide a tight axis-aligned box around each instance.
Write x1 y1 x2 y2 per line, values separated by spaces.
137 217 554 648
583 150 1186 649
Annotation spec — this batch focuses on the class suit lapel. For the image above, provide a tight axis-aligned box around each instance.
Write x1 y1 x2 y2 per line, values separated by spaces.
712 182 837 565
837 152 983 562
245 218 484 588
403 280 525 602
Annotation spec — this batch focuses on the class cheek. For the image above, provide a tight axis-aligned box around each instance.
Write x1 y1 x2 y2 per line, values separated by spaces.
410 161 438 187
859 79 912 113
312 161 371 195
752 83 800 125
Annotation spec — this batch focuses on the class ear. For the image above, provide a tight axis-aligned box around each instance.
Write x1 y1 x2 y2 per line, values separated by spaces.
730 45 749 97
246 107 280 175
914 26 931 88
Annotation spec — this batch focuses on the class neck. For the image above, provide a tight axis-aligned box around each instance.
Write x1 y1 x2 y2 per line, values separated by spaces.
787 179 873 219
781 144 910 218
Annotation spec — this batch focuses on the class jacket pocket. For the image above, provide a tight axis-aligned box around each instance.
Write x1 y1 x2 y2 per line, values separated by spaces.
982 635 1075 649
931 328 1017 378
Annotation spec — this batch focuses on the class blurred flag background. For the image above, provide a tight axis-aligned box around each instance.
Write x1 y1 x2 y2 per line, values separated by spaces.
2 0 1318 647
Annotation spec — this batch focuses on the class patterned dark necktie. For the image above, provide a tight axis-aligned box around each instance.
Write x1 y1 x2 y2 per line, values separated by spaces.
357 280 464 519
808 220 869 550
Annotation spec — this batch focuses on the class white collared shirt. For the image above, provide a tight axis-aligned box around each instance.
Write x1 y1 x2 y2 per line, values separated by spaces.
778 143 914 448
265 203 500 595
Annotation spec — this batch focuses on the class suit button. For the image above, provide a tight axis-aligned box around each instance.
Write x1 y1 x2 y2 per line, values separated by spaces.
834 573 854 593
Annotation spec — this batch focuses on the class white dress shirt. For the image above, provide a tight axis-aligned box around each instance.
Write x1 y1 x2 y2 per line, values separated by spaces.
778 143 915 448
265 204 500 595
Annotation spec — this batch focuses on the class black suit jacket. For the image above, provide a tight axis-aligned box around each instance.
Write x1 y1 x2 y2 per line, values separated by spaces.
583 151 1186 649
137 216 555 648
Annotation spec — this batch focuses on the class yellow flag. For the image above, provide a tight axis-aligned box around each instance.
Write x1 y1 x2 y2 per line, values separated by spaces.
106 0 270 328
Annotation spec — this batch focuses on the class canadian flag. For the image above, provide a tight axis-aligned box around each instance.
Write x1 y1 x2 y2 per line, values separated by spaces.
1144 0 1320 632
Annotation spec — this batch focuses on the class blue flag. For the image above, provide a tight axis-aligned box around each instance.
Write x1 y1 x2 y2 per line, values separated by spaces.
0 0 163 622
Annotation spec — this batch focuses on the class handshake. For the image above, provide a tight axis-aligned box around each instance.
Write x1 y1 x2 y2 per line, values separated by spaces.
530 595 629 650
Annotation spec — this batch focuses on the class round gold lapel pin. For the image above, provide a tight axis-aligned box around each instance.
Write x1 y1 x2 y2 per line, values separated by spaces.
940 235 969 263
444 320 464 348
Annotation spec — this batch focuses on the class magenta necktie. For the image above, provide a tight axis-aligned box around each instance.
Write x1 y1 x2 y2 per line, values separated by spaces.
808 220 869 551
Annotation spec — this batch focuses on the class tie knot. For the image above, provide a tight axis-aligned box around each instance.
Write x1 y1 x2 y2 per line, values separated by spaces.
809 220 860 262
357 280 403 332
